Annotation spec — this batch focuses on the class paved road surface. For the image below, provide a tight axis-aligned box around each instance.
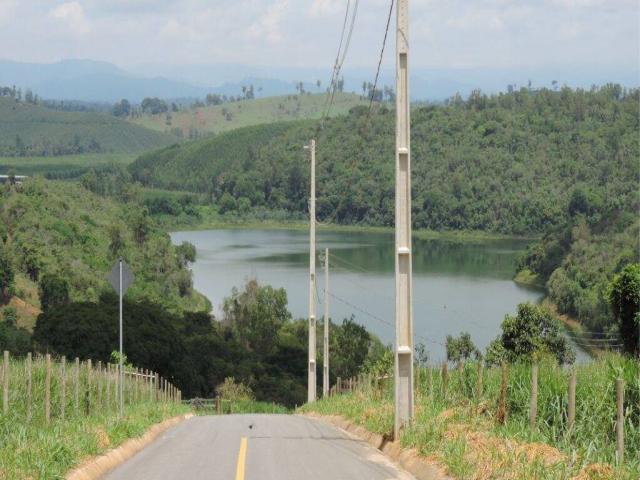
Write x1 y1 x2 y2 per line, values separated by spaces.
103 414 416 480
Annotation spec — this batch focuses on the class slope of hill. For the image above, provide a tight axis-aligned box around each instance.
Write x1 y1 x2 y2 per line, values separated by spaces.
130 85 638 235
130 93 366 137
0 178 208 327
0 97 176 156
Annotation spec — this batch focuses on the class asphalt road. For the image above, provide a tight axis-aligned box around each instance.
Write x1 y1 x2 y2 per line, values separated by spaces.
103 414 416 480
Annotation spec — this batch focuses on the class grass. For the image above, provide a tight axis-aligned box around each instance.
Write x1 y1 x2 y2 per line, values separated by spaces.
0 353 188 479
299 355 639 479
130 92 366 136
0 97 175 156
0 153 136 178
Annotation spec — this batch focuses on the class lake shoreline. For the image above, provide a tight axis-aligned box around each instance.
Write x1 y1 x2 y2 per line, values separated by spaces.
166 218 539 243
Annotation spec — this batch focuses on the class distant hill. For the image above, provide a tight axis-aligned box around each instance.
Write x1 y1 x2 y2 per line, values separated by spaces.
0 97 176 156
131 92 367 137
0 60 315 102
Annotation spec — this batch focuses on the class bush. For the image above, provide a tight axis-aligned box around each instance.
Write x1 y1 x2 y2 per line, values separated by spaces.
215 377 254 401
486 302 575 366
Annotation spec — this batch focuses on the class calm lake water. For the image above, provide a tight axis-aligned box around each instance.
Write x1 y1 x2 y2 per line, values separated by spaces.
171 228 583 362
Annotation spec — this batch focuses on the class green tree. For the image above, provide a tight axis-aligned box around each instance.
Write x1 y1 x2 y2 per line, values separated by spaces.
39 274 70 312
0 244 14 302
223 279 291 356
176 241 197 267
608 263 640 356
446 331 478 364
486 303 575 366
108 224 126 257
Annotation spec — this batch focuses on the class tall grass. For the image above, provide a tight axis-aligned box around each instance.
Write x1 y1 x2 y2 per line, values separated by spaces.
0 352 187 479
300 354 639 479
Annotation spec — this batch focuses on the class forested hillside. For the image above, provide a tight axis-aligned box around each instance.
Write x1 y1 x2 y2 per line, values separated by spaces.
130 85 638 236
0 179 207 326
0 96 175 156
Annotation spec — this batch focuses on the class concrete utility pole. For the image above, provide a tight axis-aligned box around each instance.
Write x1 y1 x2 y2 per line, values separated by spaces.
323 248 330 398
307 139 317 402
394 0 414 439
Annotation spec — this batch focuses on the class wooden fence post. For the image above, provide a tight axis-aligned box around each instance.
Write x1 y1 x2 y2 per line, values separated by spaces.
415 366 421 395
106 364 111 410
97 361 102 409
155 373 159 401
616 378 624 465
476 362 483 400
74 357 79 416
45 354 51 424
2 350 8 415
61 356 66 420
442 363 448 399
26 352 32 422
529 364 538 430
337 377 341 394
496 362 509 424
568 369 576 433
86 359 92 415
216 396 222 414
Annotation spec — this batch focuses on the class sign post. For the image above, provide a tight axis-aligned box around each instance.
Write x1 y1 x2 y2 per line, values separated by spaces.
108 258 134 419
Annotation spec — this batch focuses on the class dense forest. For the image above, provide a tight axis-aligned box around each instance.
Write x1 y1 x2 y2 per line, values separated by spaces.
130 85 638 235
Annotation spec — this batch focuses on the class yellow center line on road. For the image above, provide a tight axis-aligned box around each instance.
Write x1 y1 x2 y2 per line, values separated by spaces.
235 437 248 480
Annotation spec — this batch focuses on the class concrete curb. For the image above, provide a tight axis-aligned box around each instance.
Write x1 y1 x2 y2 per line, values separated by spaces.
303 413 452 480
66 413 194 480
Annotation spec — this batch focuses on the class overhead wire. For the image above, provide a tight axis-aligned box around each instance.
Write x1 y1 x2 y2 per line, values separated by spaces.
367 0 395 117
321 0 360 124
321 0 352 122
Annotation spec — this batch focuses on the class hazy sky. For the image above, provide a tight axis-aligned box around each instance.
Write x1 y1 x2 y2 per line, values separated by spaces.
0 0 638 71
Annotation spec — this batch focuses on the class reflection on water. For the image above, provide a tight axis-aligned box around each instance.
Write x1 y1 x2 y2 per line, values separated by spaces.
171 228 585 362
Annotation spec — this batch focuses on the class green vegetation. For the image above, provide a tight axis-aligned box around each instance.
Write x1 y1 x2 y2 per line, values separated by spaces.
31 278 385 406
485 303 576 366
0 353 188 479
0 96 175 156
301 354 639 479
130 92 366 137
608 263 640 356
0 153 135 178
0 179 207 322
130 85 638 235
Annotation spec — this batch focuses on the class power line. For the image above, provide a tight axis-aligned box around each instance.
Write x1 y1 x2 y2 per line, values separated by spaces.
321 0 351 121
322 0 360 123
368 0 395 116
325 290 446 348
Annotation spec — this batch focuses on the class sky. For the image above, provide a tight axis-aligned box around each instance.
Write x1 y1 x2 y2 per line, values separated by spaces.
0 0 638 72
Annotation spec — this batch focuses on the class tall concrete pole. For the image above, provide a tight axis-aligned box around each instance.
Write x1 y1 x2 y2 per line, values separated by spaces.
323 248 330 398
308 139 317 402
394 0 414 439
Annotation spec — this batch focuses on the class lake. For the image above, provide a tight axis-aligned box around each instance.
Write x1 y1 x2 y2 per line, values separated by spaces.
171 228 580 362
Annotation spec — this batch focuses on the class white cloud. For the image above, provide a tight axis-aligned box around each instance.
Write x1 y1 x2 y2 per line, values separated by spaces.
0 0 16 25
0 0 635 71
247 0 289 44
50 2 90 35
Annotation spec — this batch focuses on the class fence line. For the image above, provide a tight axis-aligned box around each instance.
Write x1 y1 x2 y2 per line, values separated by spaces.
0 350 181 425
330 361 632 465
